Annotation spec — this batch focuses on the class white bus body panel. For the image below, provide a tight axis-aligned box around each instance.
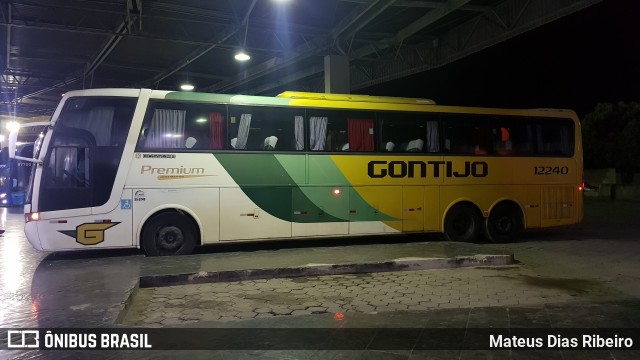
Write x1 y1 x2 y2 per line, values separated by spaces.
35 194 133 251
25 221 42 251
219 187 291 241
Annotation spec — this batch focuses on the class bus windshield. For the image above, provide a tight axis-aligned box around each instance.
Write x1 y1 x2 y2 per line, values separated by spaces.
38 97 137 212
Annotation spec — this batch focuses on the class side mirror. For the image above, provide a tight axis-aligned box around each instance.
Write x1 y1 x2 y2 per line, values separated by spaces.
9 121 49 164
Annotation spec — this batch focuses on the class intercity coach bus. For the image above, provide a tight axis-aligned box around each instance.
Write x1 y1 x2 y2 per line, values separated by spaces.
10 89 583 256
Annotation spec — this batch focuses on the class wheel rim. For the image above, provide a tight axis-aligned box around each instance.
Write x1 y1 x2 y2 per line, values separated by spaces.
495 215 512 234
156 225 184 251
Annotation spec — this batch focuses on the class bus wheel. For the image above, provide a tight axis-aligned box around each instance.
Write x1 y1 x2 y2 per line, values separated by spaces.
444 204 480 242
483 203 522 243
142 212 197 256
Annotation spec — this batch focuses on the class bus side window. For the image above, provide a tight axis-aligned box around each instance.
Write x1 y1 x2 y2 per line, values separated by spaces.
308 115 329 151
138 101 227 151
505 123 534 155
183 111 224 150
142 109 186 149
537 122 573 156
445 122 473 154
228 105 303 151
308 110 375 152
492 127 512 155
377 112 434 153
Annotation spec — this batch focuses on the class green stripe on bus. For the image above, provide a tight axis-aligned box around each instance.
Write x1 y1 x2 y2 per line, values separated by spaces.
215 154 342 222
215 154 396 222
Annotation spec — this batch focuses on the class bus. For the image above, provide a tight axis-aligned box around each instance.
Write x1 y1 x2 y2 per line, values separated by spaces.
1 123 48 206
10 89 583 256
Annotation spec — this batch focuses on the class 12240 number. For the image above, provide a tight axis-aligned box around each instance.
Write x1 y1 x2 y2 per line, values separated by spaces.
534 166 569 175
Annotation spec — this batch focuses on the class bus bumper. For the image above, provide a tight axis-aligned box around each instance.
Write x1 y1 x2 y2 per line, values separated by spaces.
25 221 44 251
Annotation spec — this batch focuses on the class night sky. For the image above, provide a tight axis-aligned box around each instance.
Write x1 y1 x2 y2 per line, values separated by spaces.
363 0 639 119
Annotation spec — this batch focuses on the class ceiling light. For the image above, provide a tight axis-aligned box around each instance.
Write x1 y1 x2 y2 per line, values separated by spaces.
235 51 251 61
6 121 20 132
180 84 195 91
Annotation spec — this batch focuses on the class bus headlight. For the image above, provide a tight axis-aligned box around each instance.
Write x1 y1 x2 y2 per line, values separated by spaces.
0 193 6 199
25 212 40 222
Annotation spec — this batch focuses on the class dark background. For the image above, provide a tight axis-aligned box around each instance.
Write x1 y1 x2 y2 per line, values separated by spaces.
363 0 639 119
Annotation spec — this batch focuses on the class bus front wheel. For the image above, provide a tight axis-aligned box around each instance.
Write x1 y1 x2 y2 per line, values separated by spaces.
142 211 197 256
483 203 522 243
443 204 480 242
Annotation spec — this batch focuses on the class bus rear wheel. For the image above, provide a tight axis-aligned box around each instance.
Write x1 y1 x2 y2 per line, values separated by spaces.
142 211 197 256
444 204 480 242
483 203 522 243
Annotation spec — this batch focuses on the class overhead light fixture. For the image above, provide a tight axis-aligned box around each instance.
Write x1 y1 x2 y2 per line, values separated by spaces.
234 52 251 61
180 84 195 91
6 121 20 132
235 7 252 62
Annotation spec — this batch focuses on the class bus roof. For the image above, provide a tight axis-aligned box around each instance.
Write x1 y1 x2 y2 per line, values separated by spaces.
61 88 577 119
277 91 436 105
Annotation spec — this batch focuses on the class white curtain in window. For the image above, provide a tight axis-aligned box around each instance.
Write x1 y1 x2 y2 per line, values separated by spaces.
309 116 328 151
294 116 304 150
235 114 252 150
144 109 186 148
426 121 439 152
64 106 114 146
86 107 114 146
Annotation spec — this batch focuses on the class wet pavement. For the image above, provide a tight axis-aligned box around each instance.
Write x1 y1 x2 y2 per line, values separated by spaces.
1 199 640 359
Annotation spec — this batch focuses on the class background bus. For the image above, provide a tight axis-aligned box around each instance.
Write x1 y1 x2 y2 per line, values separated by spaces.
0 144 34 206
1 123 48 206
12 89 583 256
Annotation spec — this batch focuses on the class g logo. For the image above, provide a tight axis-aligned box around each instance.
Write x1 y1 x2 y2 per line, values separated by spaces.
59 222 120 245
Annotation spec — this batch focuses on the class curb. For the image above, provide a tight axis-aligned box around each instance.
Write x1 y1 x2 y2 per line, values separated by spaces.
139 254 514 288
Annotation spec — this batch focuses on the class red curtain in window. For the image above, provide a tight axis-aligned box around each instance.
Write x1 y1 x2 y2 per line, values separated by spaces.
209 112 224 149
348 118 374 152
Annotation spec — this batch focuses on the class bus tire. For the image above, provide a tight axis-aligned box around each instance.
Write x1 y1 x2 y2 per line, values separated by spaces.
142 211 197 256
443 204 480 242
483 203 522 243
